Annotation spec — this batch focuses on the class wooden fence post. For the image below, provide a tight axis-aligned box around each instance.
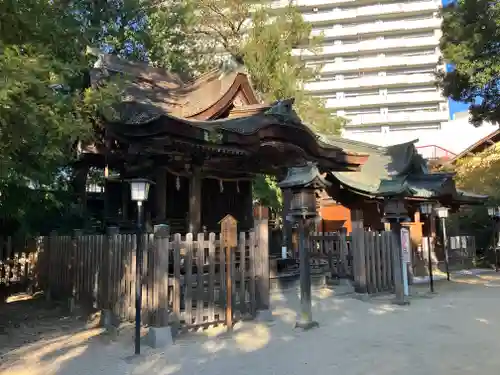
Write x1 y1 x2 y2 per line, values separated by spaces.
351 228 367 293
69 230 82 312
153 225 170 327
100 227 118 328
46 231 57 301
254 207 270 314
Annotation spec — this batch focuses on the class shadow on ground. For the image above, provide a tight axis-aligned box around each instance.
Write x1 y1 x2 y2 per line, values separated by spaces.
1 271 500 375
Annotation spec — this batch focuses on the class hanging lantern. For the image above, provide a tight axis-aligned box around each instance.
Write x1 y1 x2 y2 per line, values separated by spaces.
176 176 180 191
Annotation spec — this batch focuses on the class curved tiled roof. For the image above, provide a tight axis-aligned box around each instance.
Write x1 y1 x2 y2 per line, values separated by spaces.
88 49 260 120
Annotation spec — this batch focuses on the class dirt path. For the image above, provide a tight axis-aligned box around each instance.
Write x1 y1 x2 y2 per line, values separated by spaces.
1 273 500 375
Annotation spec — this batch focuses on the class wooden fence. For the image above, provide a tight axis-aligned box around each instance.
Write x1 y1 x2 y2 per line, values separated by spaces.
37 223 269 329
0 237 41 300
351 230 396 294
308 232 352 277
420 235 476 272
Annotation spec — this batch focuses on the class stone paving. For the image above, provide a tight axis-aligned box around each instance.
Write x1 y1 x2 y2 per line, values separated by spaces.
2 272 500 375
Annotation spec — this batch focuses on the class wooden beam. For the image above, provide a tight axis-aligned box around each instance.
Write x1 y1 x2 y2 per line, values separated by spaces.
155 169 167 222
188 166 202 234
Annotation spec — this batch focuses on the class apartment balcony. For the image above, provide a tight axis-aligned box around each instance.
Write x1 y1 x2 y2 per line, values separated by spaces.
270 0 414 10
302 1 440 25
325 91 444 109
305 73 437 92
298 36 439 59
311 17 442 40
318 54 440 74
346 111 450 126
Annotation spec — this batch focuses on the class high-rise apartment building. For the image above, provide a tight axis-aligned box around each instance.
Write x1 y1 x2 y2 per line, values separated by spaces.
272 0 450 146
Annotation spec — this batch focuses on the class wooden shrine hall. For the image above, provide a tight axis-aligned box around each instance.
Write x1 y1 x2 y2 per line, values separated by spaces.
75 52 368 233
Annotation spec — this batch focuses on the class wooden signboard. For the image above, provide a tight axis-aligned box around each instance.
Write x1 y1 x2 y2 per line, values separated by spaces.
219 214 238 332
220 214 238 248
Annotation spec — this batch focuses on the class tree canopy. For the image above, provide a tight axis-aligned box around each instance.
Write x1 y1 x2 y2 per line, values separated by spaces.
147 0 345 136
439 0 500 125
0 0 341 233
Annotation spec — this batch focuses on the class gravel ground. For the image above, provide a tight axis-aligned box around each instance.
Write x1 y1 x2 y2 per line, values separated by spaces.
2 272 500 375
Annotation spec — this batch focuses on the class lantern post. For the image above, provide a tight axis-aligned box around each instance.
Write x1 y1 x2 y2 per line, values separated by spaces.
279 163 330 330
487 205 500 272
128 178 153 355
435 206 450 280
419 202 435 293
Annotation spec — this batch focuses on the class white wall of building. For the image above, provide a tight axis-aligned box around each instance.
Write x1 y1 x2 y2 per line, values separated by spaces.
343 111 498 158
276 0 449 129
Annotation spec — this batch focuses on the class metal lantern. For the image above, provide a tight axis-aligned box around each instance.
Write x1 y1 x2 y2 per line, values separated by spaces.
128 178 153 202
382 199 409 223
289 187 318 219
435 206 449 219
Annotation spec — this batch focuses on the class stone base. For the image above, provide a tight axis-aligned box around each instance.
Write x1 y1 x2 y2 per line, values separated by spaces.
146 326 174 349
391 297 410 306
295 320 319 331
255 309 273 322
99 309 120 330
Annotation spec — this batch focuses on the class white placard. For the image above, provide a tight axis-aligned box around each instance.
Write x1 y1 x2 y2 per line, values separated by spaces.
400 227 411 264
281 246 287 259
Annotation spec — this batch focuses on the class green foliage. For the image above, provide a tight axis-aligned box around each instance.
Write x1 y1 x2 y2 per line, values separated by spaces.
0 0 127 236
449 144 500 251
439 0 500 125
252 175 282 211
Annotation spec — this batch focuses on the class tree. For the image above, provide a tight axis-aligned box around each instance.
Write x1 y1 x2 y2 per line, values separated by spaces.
439 0 500 125
146 1 345 209
0 0 127 235
450 145 500 252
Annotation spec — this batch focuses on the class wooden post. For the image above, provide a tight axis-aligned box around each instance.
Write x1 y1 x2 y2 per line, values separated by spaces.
121 181 129 221
188 167 202 234
220 215 237 331
69 230 82 312
155 169 167 222
352 228 367 293
154 225 170 327
254 206 269 311
225 245 232 330
282 189 293 255
105 227 119 311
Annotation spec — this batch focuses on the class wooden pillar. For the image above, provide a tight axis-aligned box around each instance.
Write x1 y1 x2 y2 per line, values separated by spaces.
188 166 202 234
155 169 167 222
72 165 89 218
121 182 129 221
351 209 364 230
254 205 270 311
282 189 293 253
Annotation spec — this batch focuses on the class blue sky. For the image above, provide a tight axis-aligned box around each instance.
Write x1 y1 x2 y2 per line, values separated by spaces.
441 0 469 117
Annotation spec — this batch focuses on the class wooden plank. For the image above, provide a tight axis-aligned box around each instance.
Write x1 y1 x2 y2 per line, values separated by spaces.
154 228 169 327
172 233 182 325
363 232 371 293
383 232 394 290
238 232 246 315
218 232 226 321
248 231 257 317
374 233 382 292
207 232 216 322
115 233 124 318
184 233 193 326
196 233 205 326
